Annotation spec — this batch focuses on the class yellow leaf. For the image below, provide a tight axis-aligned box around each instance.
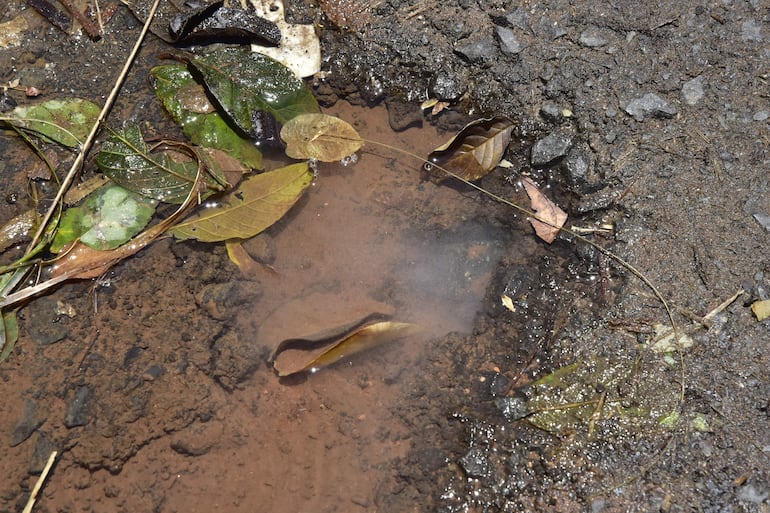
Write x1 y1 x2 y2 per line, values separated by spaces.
751 299 770 321
170 162 312 242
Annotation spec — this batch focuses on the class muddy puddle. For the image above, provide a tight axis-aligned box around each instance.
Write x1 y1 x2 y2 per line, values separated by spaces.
0 93 534 511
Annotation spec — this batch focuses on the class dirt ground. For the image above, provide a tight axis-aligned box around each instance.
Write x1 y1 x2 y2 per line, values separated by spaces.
0 0 768 512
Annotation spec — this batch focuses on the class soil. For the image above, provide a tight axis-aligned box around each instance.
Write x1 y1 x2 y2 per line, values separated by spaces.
0 1 768 512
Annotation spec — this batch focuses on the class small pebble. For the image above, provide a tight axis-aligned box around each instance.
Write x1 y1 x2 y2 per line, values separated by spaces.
624 93 678 121
682 76 705 105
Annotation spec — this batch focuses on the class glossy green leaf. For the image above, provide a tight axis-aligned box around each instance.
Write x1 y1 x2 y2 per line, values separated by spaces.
170 162 313 242
7 98 100 147
187 47 319 137
50 183 157 252
95 125 223 204
150 64 263 170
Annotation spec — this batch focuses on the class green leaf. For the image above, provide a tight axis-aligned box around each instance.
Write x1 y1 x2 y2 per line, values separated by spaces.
187 47 319 137
0 310 19 361
51 183 157 252
170 162 313 242
96 125 221 204
7 98 100 147
281 113 363 162
150 64 263 170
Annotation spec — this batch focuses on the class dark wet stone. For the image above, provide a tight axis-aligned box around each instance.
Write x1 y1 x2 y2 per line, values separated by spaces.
454 37 497 65
539 102 563 123
531 130 574 167
579 29 607 47
64 385 93 428
459 447 489 478
623 93 678 121
25 297 70 345
495 397 529 422
385 99 423 132
10 399 46 447
562 150 590 189
682 76 705 105
495 26 523 55
430 71 466 101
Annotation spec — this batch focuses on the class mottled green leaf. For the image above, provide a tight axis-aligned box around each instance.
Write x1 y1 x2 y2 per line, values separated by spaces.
187 47 319 137
51 183 157 252
7 98 100 147
0 310 19 361
170 162 312 242
150 64 263 170
95 125 223 204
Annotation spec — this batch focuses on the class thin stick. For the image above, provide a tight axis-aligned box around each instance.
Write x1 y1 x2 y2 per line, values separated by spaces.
22 450 58 513
26 0 163 252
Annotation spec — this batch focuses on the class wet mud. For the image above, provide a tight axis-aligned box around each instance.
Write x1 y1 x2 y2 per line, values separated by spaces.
1 0 769 512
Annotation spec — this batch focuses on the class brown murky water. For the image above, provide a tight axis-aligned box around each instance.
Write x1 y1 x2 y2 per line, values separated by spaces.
1 99 511 511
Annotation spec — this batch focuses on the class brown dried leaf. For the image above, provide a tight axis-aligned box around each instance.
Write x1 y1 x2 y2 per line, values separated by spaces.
273 321 419 377
521 176 567 243
280 113 363 162
427 117 514 182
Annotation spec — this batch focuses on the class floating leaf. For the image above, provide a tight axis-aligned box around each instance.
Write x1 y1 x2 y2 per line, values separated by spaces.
281 113 363 161
170 162 313 242
520 176 567 244
50 183 157 252
187 47 320 137
95 125 223 203
427 117 514 182
150 64 263 170
6 98 100 147
273 321 419 377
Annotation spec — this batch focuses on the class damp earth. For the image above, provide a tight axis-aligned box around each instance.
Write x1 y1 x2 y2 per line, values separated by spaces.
1 1 769 512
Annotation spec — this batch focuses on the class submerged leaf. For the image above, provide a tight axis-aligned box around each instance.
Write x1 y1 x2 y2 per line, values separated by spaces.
150 64 263 170
51 183 157 252
273 321 419 376
280 113 363 162
7 98 100 147
0 210 36 253
427 117 514 182
170 162 313 242
520 176 567 244
0 310 19 362
95 125 222 203
187 47 319 138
